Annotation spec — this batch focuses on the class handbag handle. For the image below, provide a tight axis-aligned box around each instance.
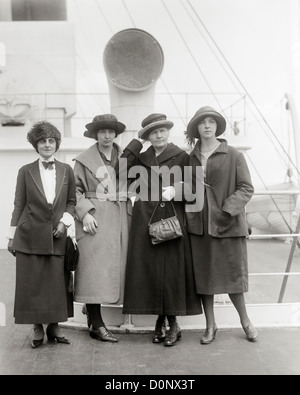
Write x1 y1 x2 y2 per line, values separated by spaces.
148 200 178 226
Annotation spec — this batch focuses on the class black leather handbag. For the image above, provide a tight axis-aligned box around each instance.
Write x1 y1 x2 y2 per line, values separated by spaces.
65 236 79 272
148 201 184 245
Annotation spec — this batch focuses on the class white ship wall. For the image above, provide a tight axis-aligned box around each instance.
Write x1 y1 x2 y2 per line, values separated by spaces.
0 21 79 249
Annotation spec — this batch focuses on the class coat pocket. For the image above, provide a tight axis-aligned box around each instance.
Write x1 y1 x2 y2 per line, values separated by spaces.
17 218 30 230
213 210 237 235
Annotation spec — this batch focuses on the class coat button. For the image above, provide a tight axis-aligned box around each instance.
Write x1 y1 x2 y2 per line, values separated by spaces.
160 203 165 208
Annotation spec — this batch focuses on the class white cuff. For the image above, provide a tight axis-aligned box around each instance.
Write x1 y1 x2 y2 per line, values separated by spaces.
59 212 74 228
67 222 76 239
59 213 76 238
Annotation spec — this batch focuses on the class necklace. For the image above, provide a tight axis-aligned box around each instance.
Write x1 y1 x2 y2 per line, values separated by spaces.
201 151 211 158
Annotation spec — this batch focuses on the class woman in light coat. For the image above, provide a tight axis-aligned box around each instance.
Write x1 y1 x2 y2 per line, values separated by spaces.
185 106 258 344
73 114 130 343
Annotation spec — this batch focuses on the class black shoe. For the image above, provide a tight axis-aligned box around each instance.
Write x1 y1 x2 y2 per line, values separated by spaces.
46 324 71 345
164 319 181 347
90 326 119 343
200 326 218 345
31 324 44 349
152 316 167 344
242 323 258 342
31 339 43 349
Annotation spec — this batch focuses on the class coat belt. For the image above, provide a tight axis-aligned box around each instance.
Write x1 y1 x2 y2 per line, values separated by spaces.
84 191 128 201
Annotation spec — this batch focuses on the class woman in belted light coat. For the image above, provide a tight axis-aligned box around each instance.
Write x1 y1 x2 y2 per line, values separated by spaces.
185 106 258 345
73 114 130 343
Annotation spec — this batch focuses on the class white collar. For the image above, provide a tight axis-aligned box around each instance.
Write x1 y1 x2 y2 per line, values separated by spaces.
39 156 55 163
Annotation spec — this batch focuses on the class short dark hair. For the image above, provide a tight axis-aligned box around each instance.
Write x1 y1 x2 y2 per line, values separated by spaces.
27 121 61 152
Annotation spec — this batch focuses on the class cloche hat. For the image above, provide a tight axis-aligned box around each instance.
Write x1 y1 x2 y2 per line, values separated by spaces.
84 114 126 140
138 113 174 140
186 106 226 138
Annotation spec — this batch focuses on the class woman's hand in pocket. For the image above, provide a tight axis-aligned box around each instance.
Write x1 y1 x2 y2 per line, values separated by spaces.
215 210 235 234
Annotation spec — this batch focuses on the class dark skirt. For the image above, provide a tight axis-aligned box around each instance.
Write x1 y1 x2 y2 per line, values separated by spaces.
190 194 248 295
14 253 73 324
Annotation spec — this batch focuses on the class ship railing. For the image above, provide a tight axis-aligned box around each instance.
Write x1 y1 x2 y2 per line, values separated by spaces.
247 189 300 303
96 190 300 325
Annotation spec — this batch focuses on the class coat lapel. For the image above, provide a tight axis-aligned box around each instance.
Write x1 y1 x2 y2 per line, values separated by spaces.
28 160 46 200
139 145 158 167
74 143 104 177
28 160 67 206
190 139 228 165
53 160 66 207
190 141 202 165
139 143 184 169
74 142 122 192
156 143 184 165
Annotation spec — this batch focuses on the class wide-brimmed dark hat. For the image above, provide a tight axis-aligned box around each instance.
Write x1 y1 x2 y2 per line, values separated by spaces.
84 114 126 139
138 113 174 140
186 106 226 138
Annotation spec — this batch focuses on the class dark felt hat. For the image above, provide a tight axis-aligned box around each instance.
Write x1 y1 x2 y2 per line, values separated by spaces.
138 113 174 140
186 106 226 138
84 114 126 140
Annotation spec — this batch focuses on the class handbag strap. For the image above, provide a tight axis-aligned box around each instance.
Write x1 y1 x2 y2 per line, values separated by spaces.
148 200 178 226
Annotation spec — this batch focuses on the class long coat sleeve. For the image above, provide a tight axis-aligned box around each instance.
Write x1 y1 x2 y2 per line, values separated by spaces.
11 160 76 255
186 140 254 237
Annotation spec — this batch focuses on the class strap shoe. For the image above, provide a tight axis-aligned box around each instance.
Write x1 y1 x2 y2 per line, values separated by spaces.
243 323 258 342
200 326 218 345
46 323 70 345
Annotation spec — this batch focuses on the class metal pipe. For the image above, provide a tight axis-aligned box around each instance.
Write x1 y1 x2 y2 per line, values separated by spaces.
253 190 300 195
278 213 300 302
248 234 300 239
249 272 300 276
0 0 12 21
285 93 300 184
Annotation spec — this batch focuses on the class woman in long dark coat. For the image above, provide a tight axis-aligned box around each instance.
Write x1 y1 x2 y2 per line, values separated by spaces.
7 121 76 349
185 106 258 344
120 113 202 347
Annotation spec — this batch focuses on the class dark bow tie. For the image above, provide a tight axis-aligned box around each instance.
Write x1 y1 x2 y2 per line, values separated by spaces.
42 161 55 170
